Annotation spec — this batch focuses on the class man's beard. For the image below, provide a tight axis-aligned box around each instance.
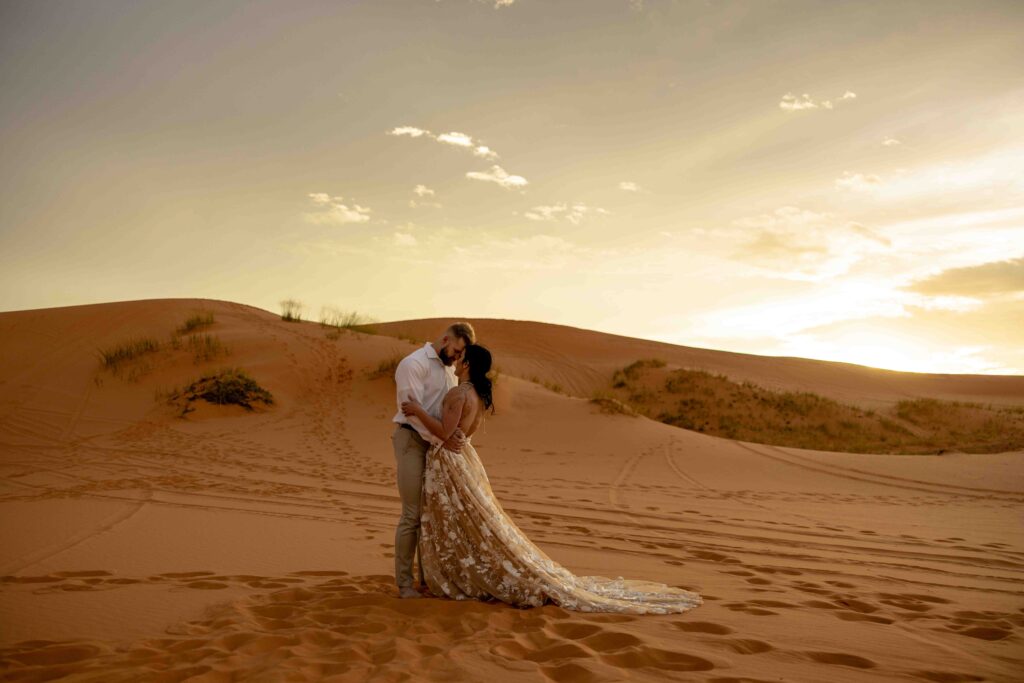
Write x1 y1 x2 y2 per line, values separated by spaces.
438 347 455 366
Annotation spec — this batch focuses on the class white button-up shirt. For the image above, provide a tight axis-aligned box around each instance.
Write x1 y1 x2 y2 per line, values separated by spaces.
393 342 457 442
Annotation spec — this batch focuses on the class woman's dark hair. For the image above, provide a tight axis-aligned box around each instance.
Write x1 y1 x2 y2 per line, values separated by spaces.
464 344 495 413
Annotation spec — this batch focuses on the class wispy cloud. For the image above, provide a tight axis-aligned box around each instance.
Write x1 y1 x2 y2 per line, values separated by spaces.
393 232 417 247
473 145 498 160
304 193 371 225
723 206 891 279
847 222 892 247
410 185 441 208
882 137 902 146
779 90 856 112
836 171 883 192
523 203 609 225
466 165 528 190
388 126 500 160
388 126 431 138
436 131 473 147
618 181 644 192
908 257 1024 297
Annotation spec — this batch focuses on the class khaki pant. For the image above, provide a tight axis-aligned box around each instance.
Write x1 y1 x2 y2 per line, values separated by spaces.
392 425 429 588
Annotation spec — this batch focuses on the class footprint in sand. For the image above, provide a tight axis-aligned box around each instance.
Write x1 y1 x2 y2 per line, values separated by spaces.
803 651 876 669
670 621 733 635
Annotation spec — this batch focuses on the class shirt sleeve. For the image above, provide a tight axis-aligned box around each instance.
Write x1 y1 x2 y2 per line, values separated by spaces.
394 356 430 436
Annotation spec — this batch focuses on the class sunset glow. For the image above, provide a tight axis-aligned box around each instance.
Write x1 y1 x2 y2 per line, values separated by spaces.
1 1 1021 373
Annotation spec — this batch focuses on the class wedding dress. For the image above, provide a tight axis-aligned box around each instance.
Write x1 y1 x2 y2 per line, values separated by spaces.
418 437 703 614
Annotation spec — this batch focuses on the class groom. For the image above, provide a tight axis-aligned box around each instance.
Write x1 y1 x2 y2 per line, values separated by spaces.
391 322 476 598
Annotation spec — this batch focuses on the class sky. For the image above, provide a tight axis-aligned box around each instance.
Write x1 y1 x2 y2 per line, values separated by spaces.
1 0 1022 374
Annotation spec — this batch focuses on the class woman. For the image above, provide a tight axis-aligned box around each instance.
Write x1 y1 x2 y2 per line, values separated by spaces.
401 344 701 614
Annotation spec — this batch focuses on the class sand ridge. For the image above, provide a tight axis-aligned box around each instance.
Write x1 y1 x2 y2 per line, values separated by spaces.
1 298 1022 681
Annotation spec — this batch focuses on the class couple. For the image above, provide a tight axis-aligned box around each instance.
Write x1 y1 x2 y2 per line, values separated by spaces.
390 322 702 614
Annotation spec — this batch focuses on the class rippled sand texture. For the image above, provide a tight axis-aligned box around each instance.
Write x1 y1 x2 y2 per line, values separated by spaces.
1 299 1022 682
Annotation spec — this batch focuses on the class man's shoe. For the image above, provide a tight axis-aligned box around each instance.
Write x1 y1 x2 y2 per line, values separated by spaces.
398 586 422 599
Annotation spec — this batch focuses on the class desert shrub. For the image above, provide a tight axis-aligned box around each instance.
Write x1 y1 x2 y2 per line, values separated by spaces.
590 392 636 417
168 367 274 416
543 381 566 395
612 358 667 387
280 299 304 322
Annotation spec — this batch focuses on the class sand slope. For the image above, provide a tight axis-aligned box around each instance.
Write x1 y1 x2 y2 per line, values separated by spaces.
0 299 1021 682
369 318 1024 408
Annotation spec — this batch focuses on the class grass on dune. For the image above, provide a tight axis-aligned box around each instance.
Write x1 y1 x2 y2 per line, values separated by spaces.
99 312 230 382
176 311 215 335
98 337 161 372
368 354 404 380
603 360 1024 454
280 299 304 323
320 307 376 339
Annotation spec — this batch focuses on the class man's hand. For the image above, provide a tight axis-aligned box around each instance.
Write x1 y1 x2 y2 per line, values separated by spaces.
443 428 466 452
400 394 422 417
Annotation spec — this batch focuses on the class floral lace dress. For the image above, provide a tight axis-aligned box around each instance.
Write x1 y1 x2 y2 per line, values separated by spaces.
418 437 703 614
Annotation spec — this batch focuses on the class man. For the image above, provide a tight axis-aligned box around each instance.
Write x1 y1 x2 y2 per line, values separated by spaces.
391 322 476 598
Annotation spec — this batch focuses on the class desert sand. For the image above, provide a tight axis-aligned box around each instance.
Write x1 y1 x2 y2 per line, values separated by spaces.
1 298 1021 682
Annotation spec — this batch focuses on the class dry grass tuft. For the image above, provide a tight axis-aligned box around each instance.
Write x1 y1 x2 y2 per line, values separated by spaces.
320 307 376 337
280 299 304 322
368 354 404 381
185 333 229 363
176 311 215 335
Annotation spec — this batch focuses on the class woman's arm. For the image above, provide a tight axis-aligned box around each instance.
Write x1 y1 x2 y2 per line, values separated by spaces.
402 389 466 443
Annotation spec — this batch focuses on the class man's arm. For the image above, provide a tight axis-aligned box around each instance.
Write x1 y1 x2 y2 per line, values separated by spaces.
403 390 466 443
394 356 428 429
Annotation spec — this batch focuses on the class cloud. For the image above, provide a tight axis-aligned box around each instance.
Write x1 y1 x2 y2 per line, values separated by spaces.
618 181 643 192
779 90 857 112
725 206 891 279
304 193 371 225
523 203 609 225
882 137 902 146
393 232 418 247
908 258 1024 297
466 165 528 190
836 171 883 192
410 185 441 208
388 126 431 138
473 145 498 160
437 131 473 147
389 126 501 161
847 222 892 247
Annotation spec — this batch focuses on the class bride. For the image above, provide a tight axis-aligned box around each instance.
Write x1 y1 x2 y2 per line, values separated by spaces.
400 344 702 615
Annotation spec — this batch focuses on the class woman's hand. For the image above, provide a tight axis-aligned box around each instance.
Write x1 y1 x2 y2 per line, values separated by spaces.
442 428 466 452
400 395 423 417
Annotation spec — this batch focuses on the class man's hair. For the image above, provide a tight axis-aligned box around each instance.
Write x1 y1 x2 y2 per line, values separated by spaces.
446 322 476 345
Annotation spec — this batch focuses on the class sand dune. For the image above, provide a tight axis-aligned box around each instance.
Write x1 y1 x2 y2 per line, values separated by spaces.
1 299 1022 681
369 318 1024 408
